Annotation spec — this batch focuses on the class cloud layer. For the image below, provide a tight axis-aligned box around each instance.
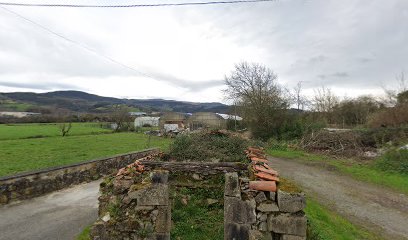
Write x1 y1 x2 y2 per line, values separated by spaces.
0 0 407 102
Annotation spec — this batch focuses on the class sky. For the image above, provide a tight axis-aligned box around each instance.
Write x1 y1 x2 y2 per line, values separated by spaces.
0 0 407 103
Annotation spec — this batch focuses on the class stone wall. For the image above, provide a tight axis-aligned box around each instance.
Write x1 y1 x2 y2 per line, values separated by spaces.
90 161 246 240
224 172 307 240
90 159 307 240
0 148 159 205
92 170 171 240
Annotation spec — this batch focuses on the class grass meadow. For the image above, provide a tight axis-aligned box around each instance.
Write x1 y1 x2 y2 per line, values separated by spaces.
0 123 112 140
0 123 171 177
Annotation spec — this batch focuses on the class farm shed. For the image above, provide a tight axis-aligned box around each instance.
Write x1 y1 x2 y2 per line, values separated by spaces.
189 112 242 130
134 116 160 127
159 112 189 132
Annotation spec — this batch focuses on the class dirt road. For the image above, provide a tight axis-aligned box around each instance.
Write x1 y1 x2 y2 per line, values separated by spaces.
0 180 101 240
268 156 408 240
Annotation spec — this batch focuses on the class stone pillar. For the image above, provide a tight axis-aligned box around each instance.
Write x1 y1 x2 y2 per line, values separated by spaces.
224 172 256 240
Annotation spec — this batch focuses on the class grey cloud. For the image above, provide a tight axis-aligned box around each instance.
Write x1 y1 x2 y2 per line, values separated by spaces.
317 72 349 79
144 69 224 91
0 12 223 92
1 0 408 100
0 81 82 91
332 72 349 78
0 81 84 90
308 55 327 64
358 57 373 63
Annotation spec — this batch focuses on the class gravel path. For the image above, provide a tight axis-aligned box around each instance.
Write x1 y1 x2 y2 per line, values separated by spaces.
268 156 408 240
0 180 101 240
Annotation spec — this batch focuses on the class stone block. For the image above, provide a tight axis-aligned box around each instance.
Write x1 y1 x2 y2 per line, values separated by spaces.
0 194 9 204
255 192 268 204
266 191 276 201
258 221 268 231
267 214 307 237
90 221 109 240
249 230 272 240
257 202 279 212
155 233 170 240
225 196 256 224
150 171 168 184
280 234 306 240
134 184 169 206
224 223 250 240
257 212 267 221
155 206 171 233
225 172 241 198
277 190 305 213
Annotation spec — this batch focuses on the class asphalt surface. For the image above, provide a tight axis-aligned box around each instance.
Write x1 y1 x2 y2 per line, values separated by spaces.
269 156 408 240
0 180 101 240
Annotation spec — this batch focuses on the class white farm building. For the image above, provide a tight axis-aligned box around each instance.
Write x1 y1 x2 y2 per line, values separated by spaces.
134 116 160 127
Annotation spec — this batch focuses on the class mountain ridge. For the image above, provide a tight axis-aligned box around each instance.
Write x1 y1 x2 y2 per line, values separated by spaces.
0 90 230 113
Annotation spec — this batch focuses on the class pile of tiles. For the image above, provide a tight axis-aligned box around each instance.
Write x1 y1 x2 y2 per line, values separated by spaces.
115 152 164 178
245 147 279 192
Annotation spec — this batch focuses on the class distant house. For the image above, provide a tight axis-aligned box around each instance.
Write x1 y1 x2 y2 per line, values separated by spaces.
134 116 160 127
0 112 41 118
189 112 242 130
129 112 147 116
159 112 189 132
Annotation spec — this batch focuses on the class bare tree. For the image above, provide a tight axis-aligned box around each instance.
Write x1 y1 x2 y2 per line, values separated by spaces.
292 81 308 110
55 109 73 137
382 71 407 106
312 86 339 113
59 122 72 137
111 105 131 132
224 62 289 139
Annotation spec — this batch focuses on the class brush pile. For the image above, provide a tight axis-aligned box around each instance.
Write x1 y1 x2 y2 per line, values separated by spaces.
299 130 368 157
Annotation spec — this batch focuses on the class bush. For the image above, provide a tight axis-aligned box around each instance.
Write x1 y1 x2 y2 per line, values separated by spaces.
376 148 408 174
358 127 408 148
267 138 289 151
168 130 252 162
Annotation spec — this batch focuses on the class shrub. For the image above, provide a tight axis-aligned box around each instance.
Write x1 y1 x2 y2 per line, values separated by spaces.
376 148 408 174
168 130 252 162
267 138 289 151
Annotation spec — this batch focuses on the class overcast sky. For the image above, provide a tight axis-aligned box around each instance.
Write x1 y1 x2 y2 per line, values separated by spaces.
0 0 407 103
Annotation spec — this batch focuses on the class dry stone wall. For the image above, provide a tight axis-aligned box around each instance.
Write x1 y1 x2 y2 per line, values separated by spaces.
90 154 307 240
0 149 158 205
92 170 171 240
224 172 307 240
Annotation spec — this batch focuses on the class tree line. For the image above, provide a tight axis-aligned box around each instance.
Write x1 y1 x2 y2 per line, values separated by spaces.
224 62 408 140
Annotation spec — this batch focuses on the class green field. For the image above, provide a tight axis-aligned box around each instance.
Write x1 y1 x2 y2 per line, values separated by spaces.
0 123 171 177
267 148 408 194
0 123 112 140
0 100 33 111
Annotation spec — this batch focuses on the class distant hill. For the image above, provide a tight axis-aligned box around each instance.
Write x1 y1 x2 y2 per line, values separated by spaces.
0 90 229 113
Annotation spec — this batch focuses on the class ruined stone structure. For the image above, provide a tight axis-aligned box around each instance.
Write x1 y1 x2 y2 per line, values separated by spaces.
90 154 307 240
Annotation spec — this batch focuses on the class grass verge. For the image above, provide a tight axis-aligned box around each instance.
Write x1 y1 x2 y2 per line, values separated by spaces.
0 132 171 177
306 197 381 240
76 225 91 240
171 186 224 239
267 149 408 194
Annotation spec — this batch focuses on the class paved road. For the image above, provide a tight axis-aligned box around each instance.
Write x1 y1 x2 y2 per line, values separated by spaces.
269 157 408 240
0 180 101 240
